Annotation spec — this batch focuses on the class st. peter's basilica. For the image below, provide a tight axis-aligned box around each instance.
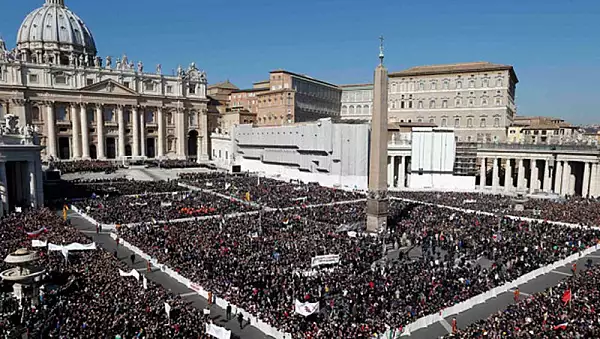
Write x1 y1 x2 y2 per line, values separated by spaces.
0 0 212 161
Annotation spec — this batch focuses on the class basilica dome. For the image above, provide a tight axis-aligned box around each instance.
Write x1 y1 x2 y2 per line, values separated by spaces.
16 0 97 65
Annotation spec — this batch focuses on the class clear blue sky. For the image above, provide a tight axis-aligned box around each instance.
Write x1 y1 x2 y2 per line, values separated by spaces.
2 0 600 124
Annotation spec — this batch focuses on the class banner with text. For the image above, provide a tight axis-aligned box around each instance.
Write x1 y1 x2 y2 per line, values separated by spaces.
310 254 340 267
294 300 320 317
205 323 231 339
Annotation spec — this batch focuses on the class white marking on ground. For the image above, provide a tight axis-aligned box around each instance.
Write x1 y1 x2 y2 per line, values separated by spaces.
439 318 453 334
509 289 531 296
180 291 198 297
551 270 572 277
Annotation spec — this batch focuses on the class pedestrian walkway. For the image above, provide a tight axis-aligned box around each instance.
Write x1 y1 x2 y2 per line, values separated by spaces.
65 209 271 339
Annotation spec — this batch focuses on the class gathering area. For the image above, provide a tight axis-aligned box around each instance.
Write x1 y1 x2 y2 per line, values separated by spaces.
1 164 600 339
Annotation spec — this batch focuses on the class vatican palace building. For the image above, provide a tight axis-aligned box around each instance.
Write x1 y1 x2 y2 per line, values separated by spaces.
0 0 211 161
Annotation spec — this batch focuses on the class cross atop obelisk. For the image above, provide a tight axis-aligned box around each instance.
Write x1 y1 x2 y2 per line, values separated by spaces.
366 36 389 233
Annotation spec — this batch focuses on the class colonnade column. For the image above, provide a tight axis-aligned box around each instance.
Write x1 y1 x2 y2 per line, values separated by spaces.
561 161 571 196
46 103 58 159
492 158 499 192
387 156 394 188
398 156 406 189
70 104 81 159
157 107 165 158
96 104 106 159
582 162 591 198
504 159 512 192
140 109 146 158
517 159 525 191
28 160 36 207
479 157 486 190
176 109 186 158
132 106 140 157
117 105 126 159
529 159 538 194
590 163 599 198
554 161 563 194
542 159 551 193
80 103 90 159
0 160 7 217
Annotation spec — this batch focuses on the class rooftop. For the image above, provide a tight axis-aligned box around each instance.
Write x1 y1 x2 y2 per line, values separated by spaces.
270 69 340 89
208 80 239 90
389 62 518 82
339 83 374 89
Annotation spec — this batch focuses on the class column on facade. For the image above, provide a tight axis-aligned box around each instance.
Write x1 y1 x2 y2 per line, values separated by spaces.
200 112 209 160
516 159 524 191
479 157 486 190
582 162 591 198
554 161 563 194
561 161 571 196
132 105 140 157
176 109 186 158
46 103 58 159
491 158 499 191
95 104 106 159
529 159 538 194
542 159 551 193
80 103 90 159
387 156 394 188
140 109 146 158
28 160 36 207
398 156 406 188
70 104 82 159
0 161 7 217
590 163 599 198
504 158 512 192
157 107 165 158
117 105 126 158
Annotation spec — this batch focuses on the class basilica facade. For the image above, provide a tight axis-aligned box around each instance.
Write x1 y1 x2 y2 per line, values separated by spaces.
0 0 212 161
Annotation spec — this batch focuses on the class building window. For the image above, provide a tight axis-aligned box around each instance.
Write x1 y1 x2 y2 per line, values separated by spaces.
456 81 462 89
417 118 423 122
454 118 460 127
418 101 423 109
400 83 406 92
468 99 474 107
419 83 424 91
341 105 348 115
455 98 461 107
103 107 114 122
429 100 435 109
219 150 222 158
494 117 500 127
166 85 173 93
363 105 369 115
392 83 397 93
189 84 196 94
496 79 502 87
225 151 228 159
166 112 173 125
123 81 130 88
495 98 502 106
483 79 489 87
431 82 437 90
55 75 67 84
56 105 67 121
408 83 414 91
400 101 405 109
467 118 473 127
29 74 38 83
349 105 355 114
480 118 487 128
469 80 475 88
429 118 435 124
442 100 448 108
482 98 488 106
441 118 447 127
408 101 413 109
145 82 155 91
31 106 40 121
443 81 449 90
87 108 95 122
86 79 94 86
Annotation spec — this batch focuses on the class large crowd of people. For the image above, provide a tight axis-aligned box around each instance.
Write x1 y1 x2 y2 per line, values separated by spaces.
116 196 600 338
393 191 600 227
51 160 122 174
73 190 258 224
0 209 211 338
179 172 364 208
448 264 600 338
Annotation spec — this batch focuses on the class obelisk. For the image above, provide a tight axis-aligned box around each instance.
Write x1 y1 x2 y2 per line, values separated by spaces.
366 36 389 233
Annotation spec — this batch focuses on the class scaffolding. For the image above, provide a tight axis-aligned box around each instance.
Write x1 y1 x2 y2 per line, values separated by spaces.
454 142 478 176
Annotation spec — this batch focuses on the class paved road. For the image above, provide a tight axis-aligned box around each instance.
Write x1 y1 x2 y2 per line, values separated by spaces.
408 248 600 338
65 210 271 339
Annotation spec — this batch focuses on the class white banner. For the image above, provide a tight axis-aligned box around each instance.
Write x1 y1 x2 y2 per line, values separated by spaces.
143 275 148 290
32 240 47 247
294 300 319 317
119 269 140 281
164 302 171 318
48 243 97 251
161 202 173 207
205 323 231 339
310 254 340 267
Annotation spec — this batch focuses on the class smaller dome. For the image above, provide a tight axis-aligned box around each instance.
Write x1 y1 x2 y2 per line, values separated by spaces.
16 0 97 64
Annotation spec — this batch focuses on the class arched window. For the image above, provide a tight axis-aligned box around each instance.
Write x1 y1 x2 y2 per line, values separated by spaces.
456 81 462 89
430 82 437 90
341 105 348 115
454 118 460 127
494 117 500 127
480 118 487 128
429 118 435 124
31 106 40 121
356 105 362 113
467 118 473 128
429 100 436 109
363 105 369 115
442 100 448 108
349 106 355 114
469 80 475 88
418 101 423 109
441 118 447 127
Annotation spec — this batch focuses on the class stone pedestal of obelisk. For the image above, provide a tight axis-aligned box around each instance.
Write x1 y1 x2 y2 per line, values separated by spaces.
366 39 389 233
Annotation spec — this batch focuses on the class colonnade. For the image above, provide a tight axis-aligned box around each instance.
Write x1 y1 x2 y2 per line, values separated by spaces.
387 155 410 188
0 157 43 217
42 102 203 160
478 156 600 198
